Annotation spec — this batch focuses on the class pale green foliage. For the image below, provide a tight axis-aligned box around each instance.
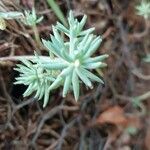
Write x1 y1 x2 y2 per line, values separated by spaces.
21 7 43 26
14 58 57 107
125 126 138 135
143 54 150 62
0 8 43 29
15 11 108 107
0 11 23 19
0 11 23 30
136 0 150 19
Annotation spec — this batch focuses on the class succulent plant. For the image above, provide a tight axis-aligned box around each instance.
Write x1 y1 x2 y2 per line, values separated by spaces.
14 58 56 107
136 0 150 19
15 11 108 107
0 11 23 30
21 7 43 26
143 54 150 63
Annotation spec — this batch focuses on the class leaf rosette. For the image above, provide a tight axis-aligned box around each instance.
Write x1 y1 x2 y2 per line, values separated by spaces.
41 11 108 101
15 11 108 107
14 59 55 107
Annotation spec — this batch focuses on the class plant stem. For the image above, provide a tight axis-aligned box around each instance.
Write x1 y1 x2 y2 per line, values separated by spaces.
32 25 43 52
132 69 150 80
133 91 150 102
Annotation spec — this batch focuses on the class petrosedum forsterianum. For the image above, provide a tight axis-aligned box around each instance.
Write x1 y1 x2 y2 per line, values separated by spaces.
136 0 150 19
15 11 108 107
14 58 57 107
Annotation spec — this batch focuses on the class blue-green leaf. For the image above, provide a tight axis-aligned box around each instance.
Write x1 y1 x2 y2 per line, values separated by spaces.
83 54 109 64
80 67 104 84
72 70 79 101
76 67 93 88
84 62 107 69
84 36 102 58
63 74 72 97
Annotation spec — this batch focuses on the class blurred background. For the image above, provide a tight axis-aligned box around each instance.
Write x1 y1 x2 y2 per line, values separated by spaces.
0 0 150 150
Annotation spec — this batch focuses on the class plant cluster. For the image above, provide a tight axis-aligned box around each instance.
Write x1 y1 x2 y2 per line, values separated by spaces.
0 11 23 30
136 0 150 19
135 0 150 67
15 11 108 107
14 57 57 107
131 1 150 114
21 7 43 27
0 8 43 29
143 54 150 63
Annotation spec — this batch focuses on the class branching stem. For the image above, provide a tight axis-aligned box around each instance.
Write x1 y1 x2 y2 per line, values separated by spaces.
32 25 43 52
